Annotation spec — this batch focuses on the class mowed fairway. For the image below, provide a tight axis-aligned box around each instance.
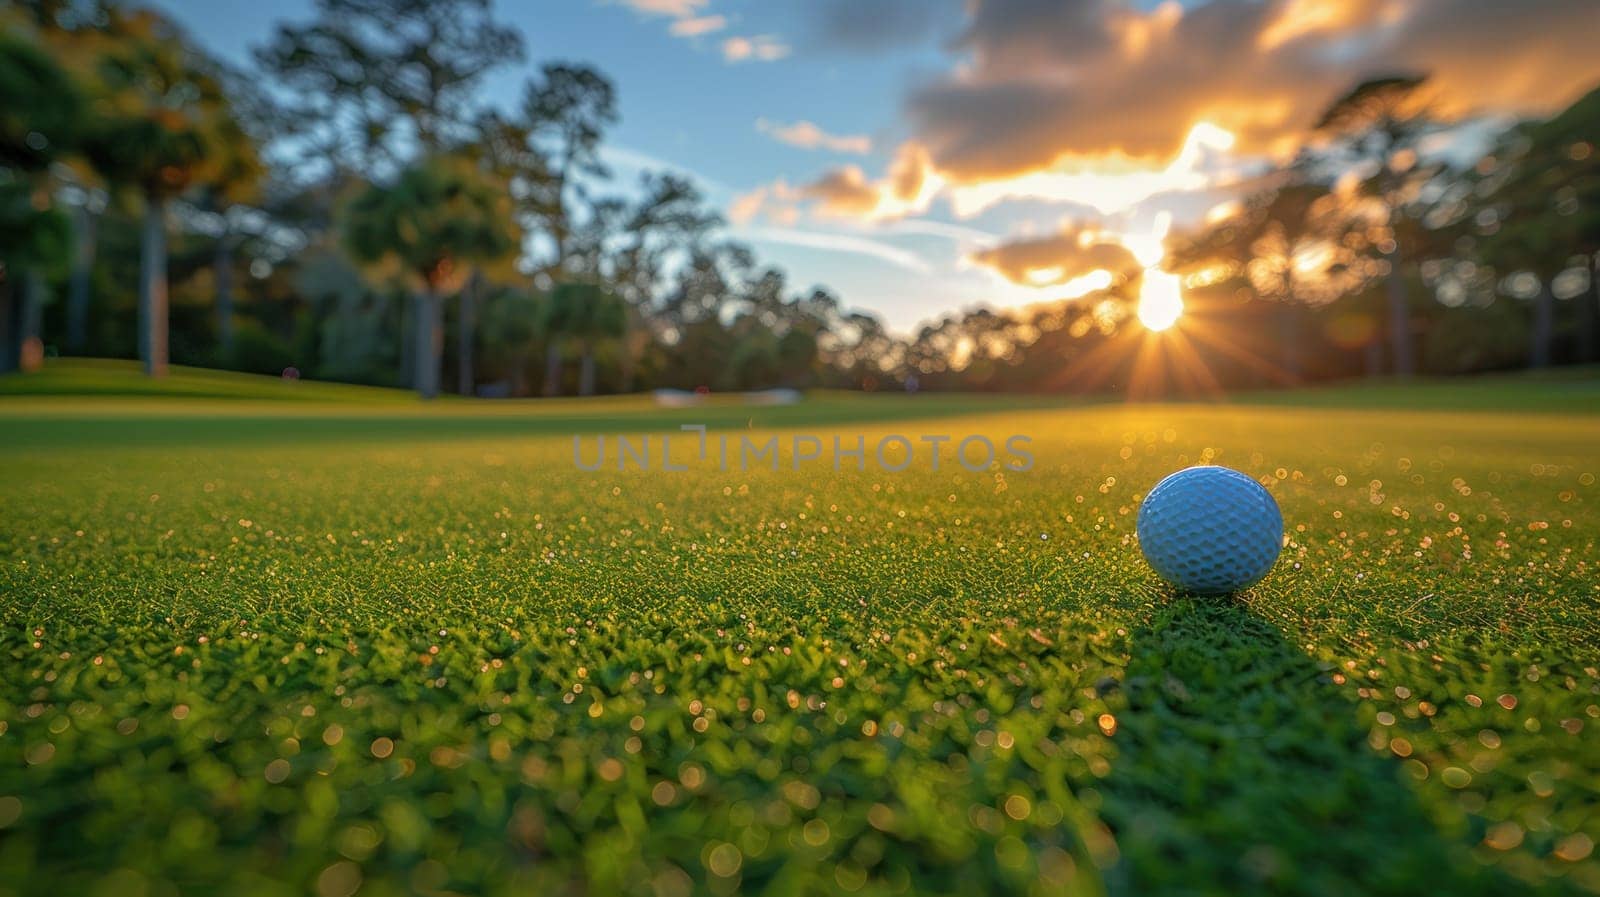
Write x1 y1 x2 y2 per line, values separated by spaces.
1 365 1598 896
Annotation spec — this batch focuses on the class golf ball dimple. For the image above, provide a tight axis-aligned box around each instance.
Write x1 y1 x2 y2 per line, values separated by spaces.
1136 465 1283 595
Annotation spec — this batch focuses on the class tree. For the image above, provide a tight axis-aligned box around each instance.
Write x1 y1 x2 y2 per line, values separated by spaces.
8 0 112 356
0 27 83 371
558 172 720 394
193 63 267 360
253 0 524 389
0 180 71 374
59 173 104 354
606 172 720 391
479 286 543 396
659 241 752 330
1166 177 1384 380
1313 75 1436 377
1477 86 1600 366
545 282 625 396
255 0 522 186
80 10 246 376
0 29 81 173
519 64 617 395
452 111 546 396
343 155 517 397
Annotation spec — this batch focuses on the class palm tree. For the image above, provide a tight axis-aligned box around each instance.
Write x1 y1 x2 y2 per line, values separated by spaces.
344 155 517 398
80 10 243 376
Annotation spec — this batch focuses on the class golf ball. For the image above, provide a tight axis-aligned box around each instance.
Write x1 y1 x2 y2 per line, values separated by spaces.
1136 465 1283 595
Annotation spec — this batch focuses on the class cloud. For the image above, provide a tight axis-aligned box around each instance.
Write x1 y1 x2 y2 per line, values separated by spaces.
968 223 1144 295
885 143 934 205
806 0 962 52
946 122 1242 218
909 0 1600 180
748 0 1600 244
727 188 777 226
757 119 872 154
800 167 881 215
732 143 943 223
610 1 788 64
723 34 790 63
612 1 738 48
615 0 707 18
670 14 726 36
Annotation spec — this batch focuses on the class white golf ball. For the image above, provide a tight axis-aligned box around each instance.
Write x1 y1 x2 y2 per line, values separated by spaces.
1136 465 1283 595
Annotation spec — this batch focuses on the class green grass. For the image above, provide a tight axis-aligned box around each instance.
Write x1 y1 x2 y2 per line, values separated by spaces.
0 358 428 403
1 364 1597 896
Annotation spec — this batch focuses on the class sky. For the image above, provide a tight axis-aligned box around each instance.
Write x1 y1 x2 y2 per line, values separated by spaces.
156 0 1600 333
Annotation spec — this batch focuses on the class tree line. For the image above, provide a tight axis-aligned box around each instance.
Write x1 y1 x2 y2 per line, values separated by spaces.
0 0 889 396
1 1 1596 398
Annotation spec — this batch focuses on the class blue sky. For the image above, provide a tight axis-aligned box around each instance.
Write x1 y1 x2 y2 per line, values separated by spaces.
156 0 1600 333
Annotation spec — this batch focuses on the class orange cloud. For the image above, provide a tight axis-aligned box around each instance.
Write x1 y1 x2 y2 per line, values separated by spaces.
733 143 943 223
968 224 1144 294
908 0 1600 179
755 0 1598 237
757 119 872 154
799 167 881 215
886 143 934 204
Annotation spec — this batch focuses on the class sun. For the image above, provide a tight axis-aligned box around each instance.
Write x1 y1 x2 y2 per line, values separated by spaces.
1137 267 1185 331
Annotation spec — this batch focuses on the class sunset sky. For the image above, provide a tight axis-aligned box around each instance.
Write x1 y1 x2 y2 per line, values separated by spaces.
158 0 1600 332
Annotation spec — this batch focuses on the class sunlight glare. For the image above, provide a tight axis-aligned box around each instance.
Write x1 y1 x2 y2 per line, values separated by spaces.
1138 268 1185 331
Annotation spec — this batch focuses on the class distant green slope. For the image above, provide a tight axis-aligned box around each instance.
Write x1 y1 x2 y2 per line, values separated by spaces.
0 358 420 403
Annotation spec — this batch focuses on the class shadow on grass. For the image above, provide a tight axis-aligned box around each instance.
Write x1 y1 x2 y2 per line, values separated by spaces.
1094 598 1507 896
